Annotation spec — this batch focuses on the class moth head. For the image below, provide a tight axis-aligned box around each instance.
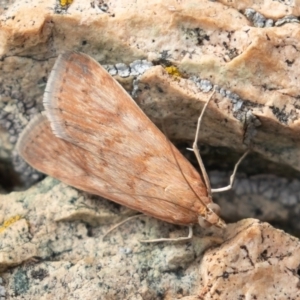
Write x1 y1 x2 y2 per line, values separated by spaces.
198 203 226 229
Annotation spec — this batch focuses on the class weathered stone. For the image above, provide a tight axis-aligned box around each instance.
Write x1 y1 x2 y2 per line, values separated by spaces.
1 1 300 298
1 0 300 174
0 178 299 299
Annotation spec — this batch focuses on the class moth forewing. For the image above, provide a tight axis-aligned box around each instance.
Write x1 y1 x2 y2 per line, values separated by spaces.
17 51 225 229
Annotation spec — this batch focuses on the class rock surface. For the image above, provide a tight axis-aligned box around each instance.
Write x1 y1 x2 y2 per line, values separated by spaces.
1 0 300 299
1 0 300 173
0 177 299 299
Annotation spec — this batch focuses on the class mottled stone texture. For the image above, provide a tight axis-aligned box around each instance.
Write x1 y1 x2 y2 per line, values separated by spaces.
1 0 300 299
0 178 299 299
1 0 300 172
199 219 300 299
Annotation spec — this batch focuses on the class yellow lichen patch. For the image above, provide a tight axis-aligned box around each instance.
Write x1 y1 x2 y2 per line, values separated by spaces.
0 215 22 233
164 66 182 78
60 0 73 7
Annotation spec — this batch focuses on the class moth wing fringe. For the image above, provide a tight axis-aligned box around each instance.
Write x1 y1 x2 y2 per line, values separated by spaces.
43 52 74 142
16 114 46 156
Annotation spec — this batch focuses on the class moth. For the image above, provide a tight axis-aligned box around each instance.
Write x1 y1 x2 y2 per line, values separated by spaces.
17 52 244 239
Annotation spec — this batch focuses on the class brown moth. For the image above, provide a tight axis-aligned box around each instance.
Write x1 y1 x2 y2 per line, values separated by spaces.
17 51 225 230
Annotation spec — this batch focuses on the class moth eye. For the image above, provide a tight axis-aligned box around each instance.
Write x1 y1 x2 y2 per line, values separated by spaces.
198 216 212 228
198 203 222 228
207 203 221 215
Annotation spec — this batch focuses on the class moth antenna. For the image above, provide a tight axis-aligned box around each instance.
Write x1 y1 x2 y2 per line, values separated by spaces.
193 89 250 195
193 90 249 195
192 90 216 200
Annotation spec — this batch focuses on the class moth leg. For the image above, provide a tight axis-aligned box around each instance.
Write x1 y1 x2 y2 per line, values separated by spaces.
103 215 194 243
192 89 216 199
102 214 142 241
139 225 193 243
211 150 249 193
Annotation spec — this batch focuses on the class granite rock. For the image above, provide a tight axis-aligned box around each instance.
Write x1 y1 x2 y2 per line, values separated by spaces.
1 1 300 298
0 0 300 175
0 177 299 299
